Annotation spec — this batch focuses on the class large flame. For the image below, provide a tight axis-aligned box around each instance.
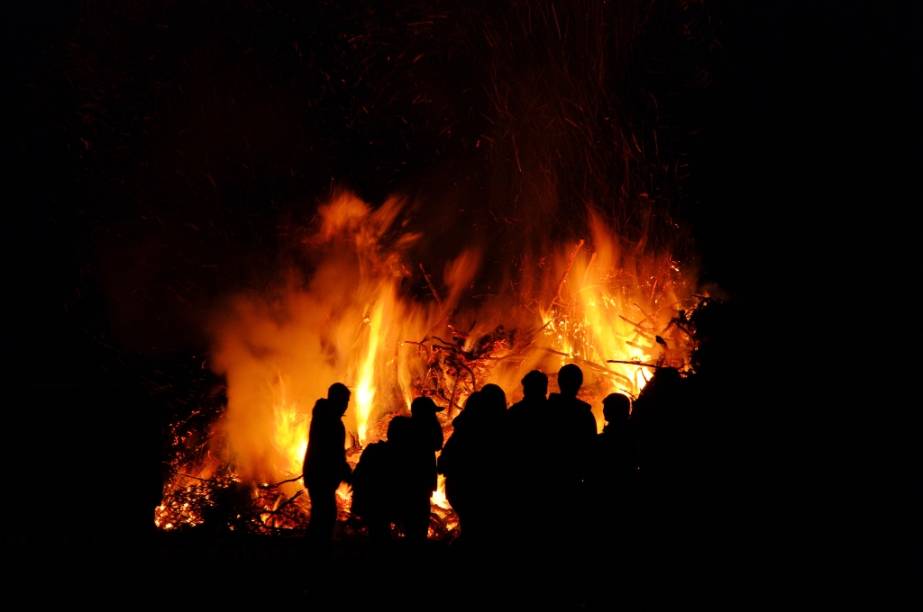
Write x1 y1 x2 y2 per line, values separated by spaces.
156 190 699 533
355 294 385 445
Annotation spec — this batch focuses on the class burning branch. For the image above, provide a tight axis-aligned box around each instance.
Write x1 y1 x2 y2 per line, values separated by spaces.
618 314 657 339
260 489 304 517
552 238 585 308
404 325 516 408
605 359 662 369
543 347 635 388
258 474 304 489
418 262 442 304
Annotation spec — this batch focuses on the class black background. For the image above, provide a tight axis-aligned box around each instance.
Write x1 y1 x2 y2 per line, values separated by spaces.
6 0 911 600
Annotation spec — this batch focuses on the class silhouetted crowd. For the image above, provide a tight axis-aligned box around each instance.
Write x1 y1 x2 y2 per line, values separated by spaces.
302 362 673 557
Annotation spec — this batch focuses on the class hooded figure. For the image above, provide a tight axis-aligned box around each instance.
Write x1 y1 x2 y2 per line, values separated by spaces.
303 382 352 544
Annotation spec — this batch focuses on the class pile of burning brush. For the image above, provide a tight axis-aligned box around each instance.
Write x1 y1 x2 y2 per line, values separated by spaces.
154 300 702 540
154 324 517 538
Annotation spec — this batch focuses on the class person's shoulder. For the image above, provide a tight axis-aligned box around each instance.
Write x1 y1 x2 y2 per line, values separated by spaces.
577 400 595 427
363 441 388 456
577 399 592 411
451 410 469 428
312 397 329 413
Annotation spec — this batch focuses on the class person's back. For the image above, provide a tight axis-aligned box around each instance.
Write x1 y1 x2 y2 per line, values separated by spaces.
438 387 507 544
393 405 440 544
548 365 597 490
466 385 509 493
586 395 640 610
438 393 481 519
508 370 552 437
350 413 433 544
543 365 596 553
634 367 686 484
508 394 554 471
507 371 553 507
590 394 637 516
351 439 391 540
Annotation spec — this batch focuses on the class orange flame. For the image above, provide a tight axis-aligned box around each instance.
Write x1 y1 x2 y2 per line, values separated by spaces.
157 190 699 531
355 294 386 445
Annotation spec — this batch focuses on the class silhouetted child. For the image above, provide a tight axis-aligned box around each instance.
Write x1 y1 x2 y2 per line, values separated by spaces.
589 393 637 519
351 415 411 543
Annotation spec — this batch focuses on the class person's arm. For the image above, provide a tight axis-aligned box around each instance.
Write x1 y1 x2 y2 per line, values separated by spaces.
432 420 444 451
337 421 352 483
437 435 457 476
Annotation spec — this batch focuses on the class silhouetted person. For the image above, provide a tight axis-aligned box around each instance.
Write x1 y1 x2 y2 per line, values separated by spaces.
303 382 352 546
585 394 641 610
438 392 480 540
589 393 638 521
508 369 550 428
546 364 597 548
404 396 445 542
351 415 412 543
411 396 445 453
630 366 689 605
479 383 508 420
632 367 685 482
548 364 598 487
507 370 553 543
438 385 508 545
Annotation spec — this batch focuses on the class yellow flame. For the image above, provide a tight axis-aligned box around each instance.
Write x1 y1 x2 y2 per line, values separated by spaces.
431 475 451 510
355 294 386 446
270 375 308 477
157 190 699 531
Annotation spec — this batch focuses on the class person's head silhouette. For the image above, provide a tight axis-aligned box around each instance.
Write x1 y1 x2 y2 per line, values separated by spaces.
387 415 413 444
557 364 583 398
602 393 631 427
480 383 507 416
521 370 548 400
327 382 351 416
410 396 444 416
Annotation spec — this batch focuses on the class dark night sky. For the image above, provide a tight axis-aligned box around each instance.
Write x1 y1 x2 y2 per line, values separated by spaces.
11 1 905 348
6 0 911 586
